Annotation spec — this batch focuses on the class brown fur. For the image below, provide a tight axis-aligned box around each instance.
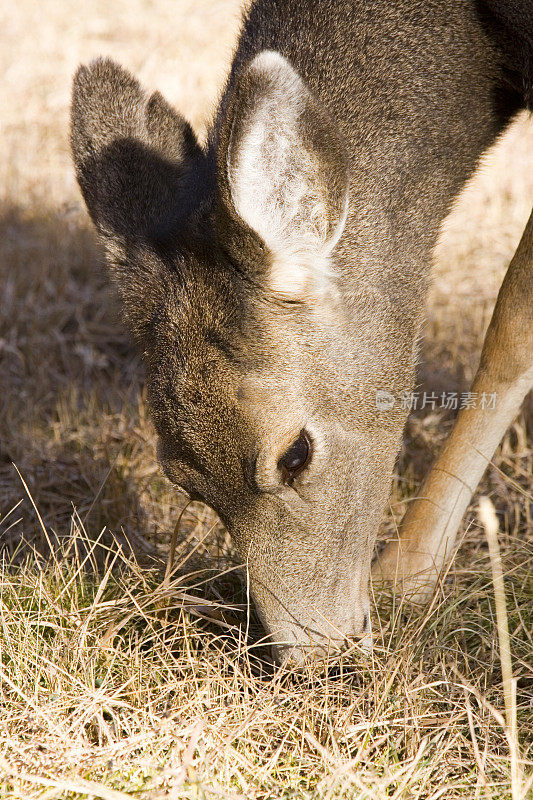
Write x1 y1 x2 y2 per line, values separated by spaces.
70 0 532 661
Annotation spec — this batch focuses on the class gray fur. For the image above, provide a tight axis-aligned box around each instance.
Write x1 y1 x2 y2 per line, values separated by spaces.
70 0 531 661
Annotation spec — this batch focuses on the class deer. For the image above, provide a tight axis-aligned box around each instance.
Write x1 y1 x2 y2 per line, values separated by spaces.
70 0 532 663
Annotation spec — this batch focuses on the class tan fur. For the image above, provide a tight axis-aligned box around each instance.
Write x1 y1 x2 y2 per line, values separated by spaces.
70 0 532 662
374 210 533 597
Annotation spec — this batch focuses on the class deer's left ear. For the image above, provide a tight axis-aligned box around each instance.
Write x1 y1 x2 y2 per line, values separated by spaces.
217 50 349 301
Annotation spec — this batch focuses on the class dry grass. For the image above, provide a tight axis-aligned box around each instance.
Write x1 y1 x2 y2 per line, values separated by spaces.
0 1 532 797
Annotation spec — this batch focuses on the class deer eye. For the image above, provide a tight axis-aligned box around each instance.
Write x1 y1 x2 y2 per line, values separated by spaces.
278 430 312 484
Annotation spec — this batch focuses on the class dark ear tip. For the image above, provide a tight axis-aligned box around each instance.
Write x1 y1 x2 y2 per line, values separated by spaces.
72 57 140 104
145 91 202 160
146 89 173 120
72 62 89 86
73 57 112 89
71 63 90 106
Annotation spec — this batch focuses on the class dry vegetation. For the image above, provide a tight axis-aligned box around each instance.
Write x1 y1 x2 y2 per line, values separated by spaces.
1 1 532 797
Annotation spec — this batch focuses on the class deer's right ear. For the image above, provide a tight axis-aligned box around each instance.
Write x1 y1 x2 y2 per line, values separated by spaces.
70 58 205 250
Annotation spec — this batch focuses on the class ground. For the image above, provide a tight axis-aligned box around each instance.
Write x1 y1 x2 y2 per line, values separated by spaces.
0 1 532 798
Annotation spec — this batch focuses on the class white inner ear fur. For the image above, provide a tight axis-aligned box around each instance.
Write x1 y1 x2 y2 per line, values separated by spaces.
227 50 348 301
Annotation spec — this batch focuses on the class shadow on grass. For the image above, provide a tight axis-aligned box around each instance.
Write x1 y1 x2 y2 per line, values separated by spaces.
0 203 258 651
1 202 531 676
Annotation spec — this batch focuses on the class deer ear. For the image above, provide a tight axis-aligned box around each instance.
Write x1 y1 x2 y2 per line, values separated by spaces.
70 58 208 339
218 50 349 301
70 57 206 250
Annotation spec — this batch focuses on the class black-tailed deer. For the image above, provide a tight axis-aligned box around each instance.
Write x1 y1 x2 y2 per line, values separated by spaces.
70 0 532 662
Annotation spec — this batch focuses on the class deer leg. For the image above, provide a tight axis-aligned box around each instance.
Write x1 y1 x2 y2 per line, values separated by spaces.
373 208 533 600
